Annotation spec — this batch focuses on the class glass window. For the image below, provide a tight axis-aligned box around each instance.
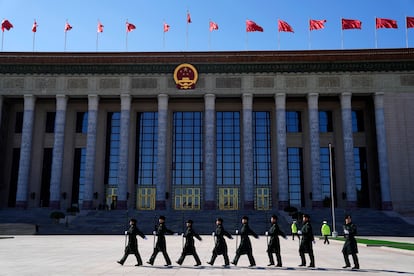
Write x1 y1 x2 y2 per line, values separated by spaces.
320 147 331 199
45 112 56 133
319 111 333 132
287 147 304 207
76 112 88 133
105 112 120 186
286 111 302 133
253 111 272 189
172 112 203 187
352 110 364 132
14 112 23 133
216 112 240 186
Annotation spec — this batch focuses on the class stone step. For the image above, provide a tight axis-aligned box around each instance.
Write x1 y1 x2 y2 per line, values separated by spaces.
0 223 38 235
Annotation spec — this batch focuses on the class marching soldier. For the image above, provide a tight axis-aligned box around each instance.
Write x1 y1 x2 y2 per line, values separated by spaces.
147 215 175 266
232 216 259 267
266 214 287 267
342 215 360 269
298 214 315 268
176 219 202 266
117 218 147 266
207 217 233 267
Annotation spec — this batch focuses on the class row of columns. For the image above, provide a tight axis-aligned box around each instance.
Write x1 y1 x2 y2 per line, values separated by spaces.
9 92 392 210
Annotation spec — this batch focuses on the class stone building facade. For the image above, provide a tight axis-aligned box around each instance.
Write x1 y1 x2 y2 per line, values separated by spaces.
0 49 413 213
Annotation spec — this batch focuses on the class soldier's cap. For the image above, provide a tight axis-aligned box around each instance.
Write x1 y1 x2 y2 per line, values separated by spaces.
323 220 327 223
186 219 193 224
271 214 278 220
345 214 352 219
216 217 223 222
242 216 249 221
303 214 311 219
130 218 137 224
159 215 166 220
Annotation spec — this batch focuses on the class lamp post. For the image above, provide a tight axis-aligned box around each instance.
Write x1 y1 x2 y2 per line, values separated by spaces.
329 143 338 237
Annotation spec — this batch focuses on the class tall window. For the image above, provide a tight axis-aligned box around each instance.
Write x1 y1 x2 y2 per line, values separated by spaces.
354 147 369 207
14 112 23 133
286 111 302 133
216 112 240 186
287 147 304 207
172 112 203 186
45 112 56 133
352 110 364 132
253 111 272 186
136 112 158 186
76 112 88 133
320 147 331 199
319 111 333 132
105 112 120 186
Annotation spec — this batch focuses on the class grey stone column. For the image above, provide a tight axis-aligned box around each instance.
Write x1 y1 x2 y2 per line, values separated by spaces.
340 92 357 208
242 93 254 209
49 95 68 209
374 92 393 210
16 95 36 208
117 94 131 210
308 93 323 208
204 94 216 210
156 94 168 210
83 95 99 210
275 93 289 209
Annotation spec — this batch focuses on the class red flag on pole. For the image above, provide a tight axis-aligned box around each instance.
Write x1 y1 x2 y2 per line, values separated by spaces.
278 19 294 32
209 21 219 31
310 19 326 30
64 22 72 32
342 18 362 30
126 22 136 32
187 12 192 23
1 19 13 32
406 17 414 28
246 20 263 32
97 22 104 33
163 23 170 32
32 20 38 32
376 18 398 29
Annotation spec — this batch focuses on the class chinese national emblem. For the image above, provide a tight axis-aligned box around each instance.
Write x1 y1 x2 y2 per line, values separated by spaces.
173 63 198 90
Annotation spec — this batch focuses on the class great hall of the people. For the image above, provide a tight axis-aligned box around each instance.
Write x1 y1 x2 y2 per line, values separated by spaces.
0 49 413 213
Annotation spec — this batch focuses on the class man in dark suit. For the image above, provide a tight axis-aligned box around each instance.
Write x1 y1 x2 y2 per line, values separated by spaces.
342 215 360 269
267 214 287 267
147 215 175 266
231 216 259 267
298 214 315 267
207 217 233 267
117 218 147 266
176 219 202 266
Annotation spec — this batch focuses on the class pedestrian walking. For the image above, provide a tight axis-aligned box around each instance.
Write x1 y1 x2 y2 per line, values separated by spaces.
147 215 175 266
176 219 202 266
321 220 331 244
117 218 147 266
231 216 259 267
291 220 300 240
207 217 233 267
266 214 287 267
342 215 360 270
298 214 315 268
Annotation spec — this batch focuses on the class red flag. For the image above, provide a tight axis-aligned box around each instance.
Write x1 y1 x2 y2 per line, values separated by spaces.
126 22 136 32
209 21 219 31
187 12 192 23
97 22 104 33
310 19 326 31
376 18 398 29
64 22 72 32
342 18 362 30
407 17 414 28
163 23 170 32
278 19 294 33
32 20 38 33
246 20 263 32
1 19 13 32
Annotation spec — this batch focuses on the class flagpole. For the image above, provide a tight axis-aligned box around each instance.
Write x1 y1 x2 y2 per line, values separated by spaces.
375 17 378 49
33 31 36 52
406 16 409 48
1 31 4 51
277 18 280 50
186 10 189 50
341 18 344 49
64 32 67 52
208 19 211 50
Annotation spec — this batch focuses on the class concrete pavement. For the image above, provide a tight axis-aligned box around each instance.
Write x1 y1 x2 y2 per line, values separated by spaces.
0 235 413 275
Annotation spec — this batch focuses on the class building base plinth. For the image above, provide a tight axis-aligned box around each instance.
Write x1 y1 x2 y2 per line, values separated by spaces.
204 201 216 210
155 201 166 210
15 201 28 209
278 201 289 210
49 201 60 210
381 201 393 210
116 200 127 210
312 201 324 208
346 201 358 210
243 201 254 210
82 200 94 210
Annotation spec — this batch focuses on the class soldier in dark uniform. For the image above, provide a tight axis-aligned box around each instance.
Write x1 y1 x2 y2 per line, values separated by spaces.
298 214 315 268
117 218 147 266
267 214 287 267
147 215 175 266
207 217 233 267
342 215 359 269
176 219 202 266
231 216 259 267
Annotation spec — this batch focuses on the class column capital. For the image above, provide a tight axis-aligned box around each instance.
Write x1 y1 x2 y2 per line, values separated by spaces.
158 94 169 109
242 93 253 108
340 92 352 109
204 93 216 100
120 94 131 111
307 93 319 109
23 94 36 111
374 92 385 108
56 95 68 111
274 93 286 109
88 94 99 111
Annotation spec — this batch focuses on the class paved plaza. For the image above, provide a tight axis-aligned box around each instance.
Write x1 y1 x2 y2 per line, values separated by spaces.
0 235 413 275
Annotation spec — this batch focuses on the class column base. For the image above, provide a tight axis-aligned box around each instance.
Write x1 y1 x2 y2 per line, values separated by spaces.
243 201 254 210
155 201 166 210
381 201 393 210
346 201 358 209
15 201 28 209
204 201 216 210
82 200 94 210
278 201 289 210
312 201 324 209
49 201 61 210
116 200 127 210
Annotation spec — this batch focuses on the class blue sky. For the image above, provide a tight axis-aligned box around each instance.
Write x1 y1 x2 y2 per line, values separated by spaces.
1 0 414 52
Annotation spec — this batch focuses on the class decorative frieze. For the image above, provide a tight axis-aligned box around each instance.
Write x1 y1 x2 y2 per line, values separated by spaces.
67 78 88 89
99 78 120 89
253 77 274 88
216 77 241 88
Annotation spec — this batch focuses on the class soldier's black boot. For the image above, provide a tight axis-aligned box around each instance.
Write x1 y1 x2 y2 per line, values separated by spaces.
352 254 359 269
342 253 351 268
299 252 306 266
